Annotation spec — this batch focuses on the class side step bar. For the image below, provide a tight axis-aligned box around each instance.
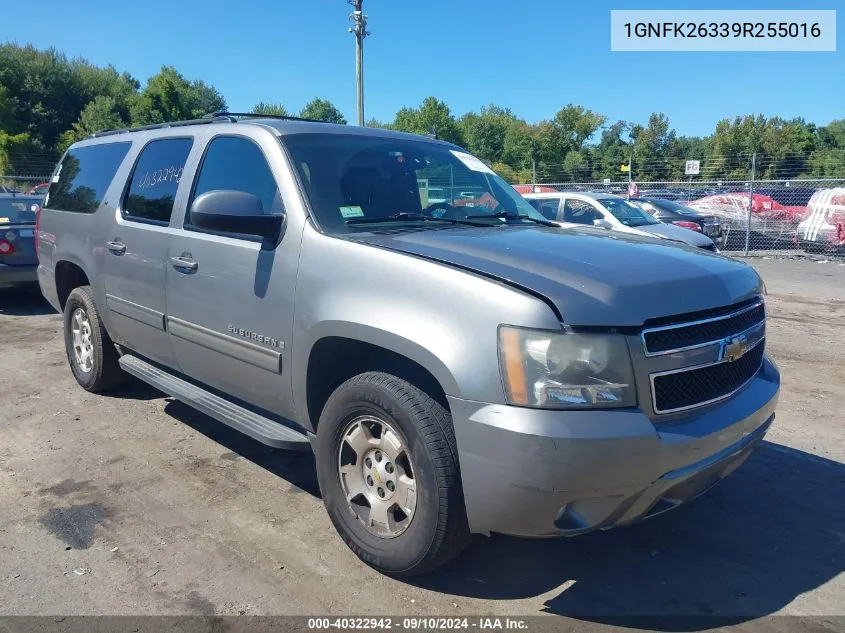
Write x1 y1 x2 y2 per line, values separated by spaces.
119 354 310 450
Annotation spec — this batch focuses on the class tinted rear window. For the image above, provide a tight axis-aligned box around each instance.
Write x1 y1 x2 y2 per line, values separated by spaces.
0 197 41 224
123 138 193 224
45 142 131 213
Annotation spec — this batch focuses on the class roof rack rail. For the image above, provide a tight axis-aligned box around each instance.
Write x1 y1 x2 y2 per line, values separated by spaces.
90 113 235 138
209 111 326 124
90 111 329 138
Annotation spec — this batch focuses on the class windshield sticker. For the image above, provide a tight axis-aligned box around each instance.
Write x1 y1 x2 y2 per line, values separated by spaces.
339 205 364 219
450 150 495 175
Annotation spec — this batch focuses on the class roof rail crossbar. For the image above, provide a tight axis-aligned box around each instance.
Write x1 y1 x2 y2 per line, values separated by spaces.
90 111 328 138
209 111 326 124
90 115 232 138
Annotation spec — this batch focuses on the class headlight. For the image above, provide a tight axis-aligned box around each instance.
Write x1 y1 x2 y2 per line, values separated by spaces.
498 326 637 408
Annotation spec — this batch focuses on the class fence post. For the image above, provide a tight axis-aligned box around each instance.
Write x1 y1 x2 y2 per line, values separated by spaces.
744 152 756 256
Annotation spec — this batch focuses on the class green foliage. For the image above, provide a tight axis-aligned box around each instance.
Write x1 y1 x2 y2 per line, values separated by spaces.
393 97 463 145
0 130 34 174
1 42 843 183
299 97 346 124
59 96 126 152
458 105 521 164
252 102 289 117
128 66 226 125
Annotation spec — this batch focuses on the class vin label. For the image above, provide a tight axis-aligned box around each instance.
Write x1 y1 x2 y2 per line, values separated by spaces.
610 10 836 51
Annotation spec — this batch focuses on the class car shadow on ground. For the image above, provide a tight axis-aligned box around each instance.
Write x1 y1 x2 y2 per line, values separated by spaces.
0 285 55 315
162 399 320 497
110 380 843 627
414 441 844 628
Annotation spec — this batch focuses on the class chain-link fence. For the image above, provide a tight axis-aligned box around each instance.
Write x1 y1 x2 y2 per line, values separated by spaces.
0 175 50 196
4 151 845 257
517 150 845 256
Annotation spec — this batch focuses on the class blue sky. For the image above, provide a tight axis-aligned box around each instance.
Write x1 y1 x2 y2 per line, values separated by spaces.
3 0 843 137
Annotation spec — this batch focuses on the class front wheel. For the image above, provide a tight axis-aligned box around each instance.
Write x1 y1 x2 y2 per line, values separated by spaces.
315 372 470 576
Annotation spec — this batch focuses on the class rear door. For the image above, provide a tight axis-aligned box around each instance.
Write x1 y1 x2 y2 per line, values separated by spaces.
101 136 194 368
165 130 299 417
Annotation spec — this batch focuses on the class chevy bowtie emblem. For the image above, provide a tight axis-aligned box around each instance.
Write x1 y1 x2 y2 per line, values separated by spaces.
721 334 749 363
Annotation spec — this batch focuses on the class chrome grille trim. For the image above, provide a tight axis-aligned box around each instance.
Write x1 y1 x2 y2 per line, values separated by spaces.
641 299 765 357
649 337 765 414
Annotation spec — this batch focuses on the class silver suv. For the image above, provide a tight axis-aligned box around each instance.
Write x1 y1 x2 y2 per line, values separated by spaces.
36 114 780 576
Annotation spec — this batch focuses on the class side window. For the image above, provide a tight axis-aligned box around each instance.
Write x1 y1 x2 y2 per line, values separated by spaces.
187 136 281 229
123 138 193 224
533 199 561 220
563 198 597 225
45 142 131 213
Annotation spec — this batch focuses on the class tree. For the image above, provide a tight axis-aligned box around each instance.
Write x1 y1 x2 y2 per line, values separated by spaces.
632 113 676 181
299 98 347 124
58 96 126 152
393 97 463 145
128 66 226 125
458 105 521 164
252 102 289 116
0 44 84 151
551 104 606 150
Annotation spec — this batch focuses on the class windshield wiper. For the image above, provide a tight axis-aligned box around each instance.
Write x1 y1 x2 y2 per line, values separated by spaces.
465 210 559 227
346 212 488 227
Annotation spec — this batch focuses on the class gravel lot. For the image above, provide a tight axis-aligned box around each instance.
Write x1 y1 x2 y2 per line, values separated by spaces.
1 257 843 630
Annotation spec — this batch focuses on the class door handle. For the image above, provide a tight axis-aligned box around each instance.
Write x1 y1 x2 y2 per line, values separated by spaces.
170 256 198 272
106 240 126 255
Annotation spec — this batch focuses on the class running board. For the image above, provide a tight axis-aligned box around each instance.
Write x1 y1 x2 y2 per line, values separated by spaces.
118 354 310 450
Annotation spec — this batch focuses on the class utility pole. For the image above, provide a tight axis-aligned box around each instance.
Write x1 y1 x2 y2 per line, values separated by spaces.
348 0 370 126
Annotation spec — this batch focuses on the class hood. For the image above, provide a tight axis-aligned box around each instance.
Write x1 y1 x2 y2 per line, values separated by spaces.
635 222 715 248
348 226 761 327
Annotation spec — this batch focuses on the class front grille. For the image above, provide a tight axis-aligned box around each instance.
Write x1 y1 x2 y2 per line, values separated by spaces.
643 302 765 355
652 341 765 413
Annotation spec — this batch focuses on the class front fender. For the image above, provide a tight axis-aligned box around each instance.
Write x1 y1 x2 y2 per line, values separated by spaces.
290 228 561 427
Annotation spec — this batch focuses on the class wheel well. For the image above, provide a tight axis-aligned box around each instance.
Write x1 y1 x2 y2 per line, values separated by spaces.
306 337 449 430
55 261 90 309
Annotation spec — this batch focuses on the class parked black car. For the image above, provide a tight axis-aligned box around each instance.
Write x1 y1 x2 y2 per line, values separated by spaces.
631 197 724 245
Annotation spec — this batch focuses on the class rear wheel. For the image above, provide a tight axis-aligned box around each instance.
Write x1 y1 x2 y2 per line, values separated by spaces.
63 286 125 392
315 371 470 576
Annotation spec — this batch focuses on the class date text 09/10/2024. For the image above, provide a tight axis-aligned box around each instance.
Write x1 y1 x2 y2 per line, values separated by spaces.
307 618 529 630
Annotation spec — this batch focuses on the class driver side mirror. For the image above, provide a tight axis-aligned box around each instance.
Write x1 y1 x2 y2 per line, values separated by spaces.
190 190 284 244
593 218 613 229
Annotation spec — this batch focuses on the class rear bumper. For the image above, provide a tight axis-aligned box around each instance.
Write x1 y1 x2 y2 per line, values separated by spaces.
0 263 38 286
449 356 780 537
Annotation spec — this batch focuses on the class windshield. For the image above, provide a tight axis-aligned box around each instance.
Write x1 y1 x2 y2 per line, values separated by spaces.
283 134 546 234
0 197 39 225
598 198 660 227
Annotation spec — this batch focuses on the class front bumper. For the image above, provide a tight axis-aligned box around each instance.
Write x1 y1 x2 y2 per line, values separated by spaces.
449 356 780 537
0 263 38 286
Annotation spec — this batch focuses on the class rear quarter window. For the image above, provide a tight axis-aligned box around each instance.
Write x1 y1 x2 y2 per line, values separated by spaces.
45 142 132 213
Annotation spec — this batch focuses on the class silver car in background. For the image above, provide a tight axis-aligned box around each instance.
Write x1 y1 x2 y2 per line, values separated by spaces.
524 191 719 251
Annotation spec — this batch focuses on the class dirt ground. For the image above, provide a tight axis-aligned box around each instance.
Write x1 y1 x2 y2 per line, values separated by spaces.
0 257 843 631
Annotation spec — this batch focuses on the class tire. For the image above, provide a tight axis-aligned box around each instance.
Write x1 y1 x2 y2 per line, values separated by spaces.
315 371 470 576
63 285 125 393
